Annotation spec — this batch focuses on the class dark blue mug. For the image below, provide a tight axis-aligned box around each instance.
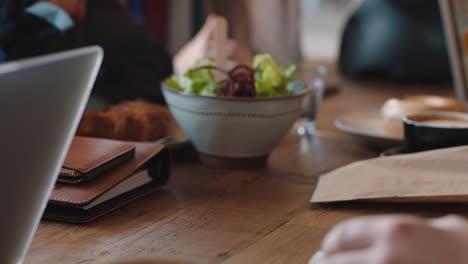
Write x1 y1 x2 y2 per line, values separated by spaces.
403 111 468 152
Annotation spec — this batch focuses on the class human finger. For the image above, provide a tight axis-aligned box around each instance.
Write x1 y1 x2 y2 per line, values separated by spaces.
227 40 253 66
429 215 468 231
196 14 218 41
321 249 375 264
321 215 423 254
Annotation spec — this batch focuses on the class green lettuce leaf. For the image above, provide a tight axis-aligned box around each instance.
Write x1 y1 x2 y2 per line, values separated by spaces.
165 55 301 98
165 59 219 96
253 54 298 97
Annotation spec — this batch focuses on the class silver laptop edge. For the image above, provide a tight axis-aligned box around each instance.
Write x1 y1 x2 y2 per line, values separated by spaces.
0 46 103 264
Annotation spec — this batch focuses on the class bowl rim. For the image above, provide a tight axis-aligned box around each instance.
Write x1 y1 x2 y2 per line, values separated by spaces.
161 81 312 102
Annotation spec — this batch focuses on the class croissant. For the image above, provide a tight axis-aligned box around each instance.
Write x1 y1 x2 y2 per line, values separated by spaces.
77 101 170 141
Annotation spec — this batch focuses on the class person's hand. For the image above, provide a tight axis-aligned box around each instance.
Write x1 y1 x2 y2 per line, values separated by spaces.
173 14 253 74
44 0 86 20
319 215 468 264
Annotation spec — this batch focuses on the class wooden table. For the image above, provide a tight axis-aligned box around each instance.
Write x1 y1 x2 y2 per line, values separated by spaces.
25 79 466 264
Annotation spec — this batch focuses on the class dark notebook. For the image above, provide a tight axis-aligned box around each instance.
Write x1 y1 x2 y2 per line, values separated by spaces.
44 139 170 223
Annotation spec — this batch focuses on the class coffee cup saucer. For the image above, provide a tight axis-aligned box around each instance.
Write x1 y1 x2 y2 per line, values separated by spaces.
335 109 403 148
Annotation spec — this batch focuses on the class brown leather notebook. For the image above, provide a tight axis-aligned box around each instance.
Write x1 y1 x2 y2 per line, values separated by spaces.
44 141 170 223
59 136 136 184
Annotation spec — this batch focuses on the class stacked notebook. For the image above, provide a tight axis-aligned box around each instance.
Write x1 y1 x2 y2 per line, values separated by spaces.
44 136 170 223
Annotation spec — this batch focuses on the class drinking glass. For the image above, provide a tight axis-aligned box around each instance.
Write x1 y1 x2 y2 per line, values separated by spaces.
296 67 326 135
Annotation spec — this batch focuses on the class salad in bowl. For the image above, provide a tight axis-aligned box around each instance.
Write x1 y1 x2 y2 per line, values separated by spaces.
162 54 310 169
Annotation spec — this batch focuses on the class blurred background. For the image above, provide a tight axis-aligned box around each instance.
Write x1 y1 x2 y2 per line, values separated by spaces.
115 0 361 62
0 0 452 86
301 0 362 61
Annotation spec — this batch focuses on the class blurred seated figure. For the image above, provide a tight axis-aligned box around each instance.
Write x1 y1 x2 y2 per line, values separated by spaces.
0 0 252 105
339 0 452 84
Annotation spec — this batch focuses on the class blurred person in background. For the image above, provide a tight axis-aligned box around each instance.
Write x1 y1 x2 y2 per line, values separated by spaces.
204 0 302 65
203 0 451 84
0 0 252 107
339 0 451 84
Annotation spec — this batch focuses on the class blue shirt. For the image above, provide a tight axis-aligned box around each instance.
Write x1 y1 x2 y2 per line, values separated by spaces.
25 1 74 32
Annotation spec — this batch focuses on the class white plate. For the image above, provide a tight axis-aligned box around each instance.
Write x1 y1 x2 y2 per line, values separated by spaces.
335 109 403 147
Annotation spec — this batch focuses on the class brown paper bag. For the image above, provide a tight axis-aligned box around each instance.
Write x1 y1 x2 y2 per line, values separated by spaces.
311 146 468 203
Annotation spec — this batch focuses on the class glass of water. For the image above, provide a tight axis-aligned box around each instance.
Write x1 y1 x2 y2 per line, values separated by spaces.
296 66 326 135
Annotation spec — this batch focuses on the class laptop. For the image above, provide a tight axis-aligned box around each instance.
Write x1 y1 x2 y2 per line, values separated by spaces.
440 0 468 109
0 46 103 264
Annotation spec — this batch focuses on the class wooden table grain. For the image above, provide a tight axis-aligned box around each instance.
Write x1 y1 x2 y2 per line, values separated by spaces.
25 79 458 264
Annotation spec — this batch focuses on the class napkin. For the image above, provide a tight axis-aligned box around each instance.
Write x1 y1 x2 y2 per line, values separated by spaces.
311 146 468 203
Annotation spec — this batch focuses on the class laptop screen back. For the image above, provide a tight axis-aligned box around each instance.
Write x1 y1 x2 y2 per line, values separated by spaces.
0 46 102 264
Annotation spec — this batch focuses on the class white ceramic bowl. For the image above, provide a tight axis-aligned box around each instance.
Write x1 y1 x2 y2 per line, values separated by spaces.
162 83 309 168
